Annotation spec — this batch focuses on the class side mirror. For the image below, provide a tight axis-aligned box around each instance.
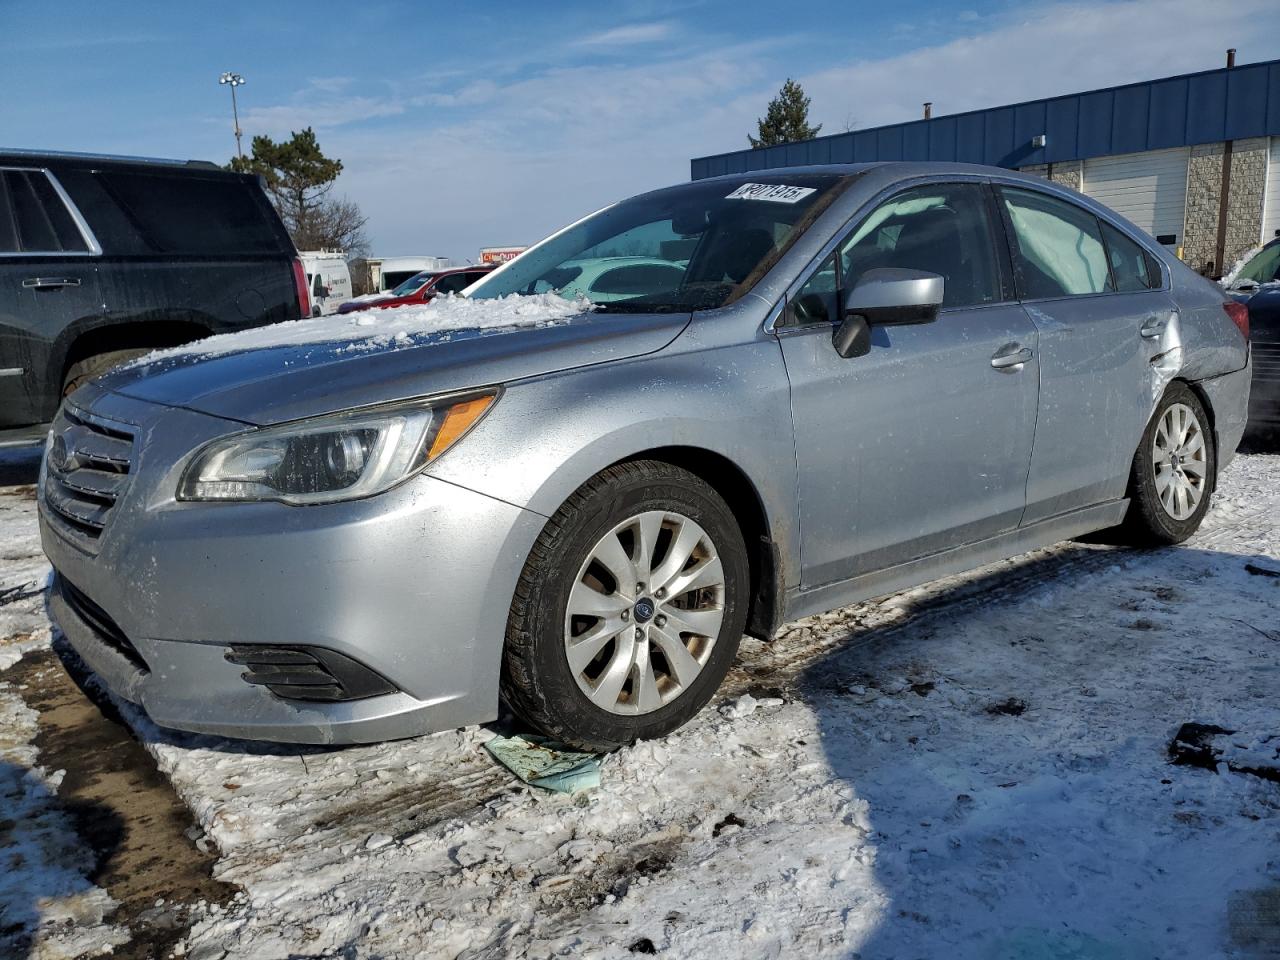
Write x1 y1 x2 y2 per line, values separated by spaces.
832 268 944 359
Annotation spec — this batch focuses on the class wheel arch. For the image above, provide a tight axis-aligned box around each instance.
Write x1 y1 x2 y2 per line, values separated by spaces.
607 445 785 641
58 317 215 383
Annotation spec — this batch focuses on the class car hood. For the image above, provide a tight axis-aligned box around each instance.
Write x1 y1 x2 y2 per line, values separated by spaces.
99 311 690 426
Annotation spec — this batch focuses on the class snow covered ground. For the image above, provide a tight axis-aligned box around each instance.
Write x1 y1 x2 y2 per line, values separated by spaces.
2 446 1279 958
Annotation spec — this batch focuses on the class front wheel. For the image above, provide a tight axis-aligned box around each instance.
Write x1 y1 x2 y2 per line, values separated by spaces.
501 461 749 752
1110 381 1216 545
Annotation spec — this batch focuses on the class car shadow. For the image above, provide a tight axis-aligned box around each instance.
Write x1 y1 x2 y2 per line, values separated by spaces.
798 540 1280 958
0 759 124 958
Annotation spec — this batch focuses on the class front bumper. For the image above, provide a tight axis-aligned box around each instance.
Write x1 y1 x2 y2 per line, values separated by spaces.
40 387 547 745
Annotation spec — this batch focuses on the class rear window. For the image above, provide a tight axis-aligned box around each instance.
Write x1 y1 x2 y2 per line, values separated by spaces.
0 169 89 254
93 170 286 255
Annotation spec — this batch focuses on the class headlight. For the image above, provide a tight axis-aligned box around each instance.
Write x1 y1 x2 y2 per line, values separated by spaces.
178 393 496 504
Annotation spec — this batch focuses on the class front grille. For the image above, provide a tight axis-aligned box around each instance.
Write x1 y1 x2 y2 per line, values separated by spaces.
42 404 135 548
59 575 150 673
1253 342 1280 381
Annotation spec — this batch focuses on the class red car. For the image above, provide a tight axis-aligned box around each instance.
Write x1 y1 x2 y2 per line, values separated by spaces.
336 264 496 315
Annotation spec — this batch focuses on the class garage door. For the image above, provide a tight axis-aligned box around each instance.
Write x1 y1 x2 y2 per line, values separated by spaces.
1082 147 1189 249
1263 137 1280 245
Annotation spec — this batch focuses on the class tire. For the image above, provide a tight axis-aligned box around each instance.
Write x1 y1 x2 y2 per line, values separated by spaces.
501 460 750 752
1106 381 1216 546
62 349 150 397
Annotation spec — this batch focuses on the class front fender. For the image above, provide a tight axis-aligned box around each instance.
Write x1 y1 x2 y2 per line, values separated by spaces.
425 332 800 588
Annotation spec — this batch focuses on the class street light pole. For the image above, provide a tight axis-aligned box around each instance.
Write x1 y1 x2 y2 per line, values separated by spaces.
218 72 246 161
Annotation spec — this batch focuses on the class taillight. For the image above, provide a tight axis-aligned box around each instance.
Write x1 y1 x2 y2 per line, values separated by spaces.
1223 300 1249 342
292 258 312 319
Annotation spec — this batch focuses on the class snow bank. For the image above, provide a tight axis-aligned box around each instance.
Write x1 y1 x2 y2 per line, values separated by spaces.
130 292 594 366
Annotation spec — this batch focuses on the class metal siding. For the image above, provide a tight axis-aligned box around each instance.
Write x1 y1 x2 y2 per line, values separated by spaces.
929 117 957 161
1147 78 1189 150
1044 98 1079 162
690 58 1280 180
1083 148 1189 247
956 113 985 163
1269 64 1280 135
1225 64 1269 140
830 133 854 163
1186 72 1227 143
1112 85 1150 155
902 122 929 162
765 144 787 169
877 126 903 161
1078 90 1114 158
785 141 807 166
985 107 1016 165
853 130 877 162
1264 138 1280 244
1014 102 1048 166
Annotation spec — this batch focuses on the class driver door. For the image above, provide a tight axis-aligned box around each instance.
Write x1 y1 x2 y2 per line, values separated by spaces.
778 181 1040 588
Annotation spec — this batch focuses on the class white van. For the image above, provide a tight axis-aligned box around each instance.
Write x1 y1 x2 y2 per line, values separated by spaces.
300 251 353 316
375 256 451 291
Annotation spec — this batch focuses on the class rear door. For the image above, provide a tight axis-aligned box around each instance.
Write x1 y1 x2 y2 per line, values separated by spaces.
0 167 102 425
780 180 1040 587
996 184 1171 524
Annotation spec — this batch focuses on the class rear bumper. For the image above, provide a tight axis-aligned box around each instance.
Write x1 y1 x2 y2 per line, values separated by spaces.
1194 361 1251 472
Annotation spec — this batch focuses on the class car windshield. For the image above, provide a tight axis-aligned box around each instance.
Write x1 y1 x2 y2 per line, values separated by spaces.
390 271 437 296
469 174 851 312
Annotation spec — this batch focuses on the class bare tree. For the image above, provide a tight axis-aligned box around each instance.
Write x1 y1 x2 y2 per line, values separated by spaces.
293 196 370 258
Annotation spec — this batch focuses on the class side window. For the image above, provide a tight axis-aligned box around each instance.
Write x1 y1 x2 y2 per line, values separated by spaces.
1002 187 1112 298
0 177 17 252
1099 221 1154 292
1 170 89 254
434 273 471 295
788 182 1001 325
791 252 838 325
841 183 1001 309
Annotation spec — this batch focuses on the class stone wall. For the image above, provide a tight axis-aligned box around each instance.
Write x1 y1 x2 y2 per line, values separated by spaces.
1182 143 1224 275
1223 137 1269 272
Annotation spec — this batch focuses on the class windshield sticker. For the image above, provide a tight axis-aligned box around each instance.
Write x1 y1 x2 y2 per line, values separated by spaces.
725 182 817 204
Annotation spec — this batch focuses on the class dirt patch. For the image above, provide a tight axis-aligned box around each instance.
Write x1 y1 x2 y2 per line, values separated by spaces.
4 649 234 958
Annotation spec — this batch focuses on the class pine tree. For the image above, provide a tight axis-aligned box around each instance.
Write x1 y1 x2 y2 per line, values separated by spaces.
230 129 368 255
749 79 822 149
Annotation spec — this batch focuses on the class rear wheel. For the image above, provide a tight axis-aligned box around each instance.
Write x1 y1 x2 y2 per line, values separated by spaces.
502 461 749 752
62 349 149 397
1109 381 1215 545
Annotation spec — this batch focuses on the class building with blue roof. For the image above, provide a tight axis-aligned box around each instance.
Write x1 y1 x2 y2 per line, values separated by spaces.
691 52 1280 276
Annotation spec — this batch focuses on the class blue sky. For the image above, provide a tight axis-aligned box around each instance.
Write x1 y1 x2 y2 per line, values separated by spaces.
1 0 1271 260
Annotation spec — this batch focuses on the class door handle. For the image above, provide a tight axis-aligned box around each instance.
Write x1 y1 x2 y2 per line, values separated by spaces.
1140 316 1169 339
991 345 1033 370
22 277 82 290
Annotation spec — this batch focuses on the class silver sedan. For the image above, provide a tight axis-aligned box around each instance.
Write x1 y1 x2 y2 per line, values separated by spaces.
39 163 1251 750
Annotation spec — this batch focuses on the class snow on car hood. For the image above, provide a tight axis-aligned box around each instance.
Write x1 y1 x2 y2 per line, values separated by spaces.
97 294 691 426
131 292 593 363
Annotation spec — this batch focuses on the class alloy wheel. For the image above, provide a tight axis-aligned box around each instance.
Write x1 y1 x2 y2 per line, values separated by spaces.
564 511 726 716
1152 402 1207 521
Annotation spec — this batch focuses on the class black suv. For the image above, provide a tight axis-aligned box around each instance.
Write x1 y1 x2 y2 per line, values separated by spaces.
1 150 307 443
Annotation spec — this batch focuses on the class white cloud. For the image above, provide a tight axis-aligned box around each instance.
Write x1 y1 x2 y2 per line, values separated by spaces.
575 21 674 47
255 0 1271 261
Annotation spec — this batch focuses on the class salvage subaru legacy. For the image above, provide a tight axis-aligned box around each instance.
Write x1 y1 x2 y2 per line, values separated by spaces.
39 163 1251 751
